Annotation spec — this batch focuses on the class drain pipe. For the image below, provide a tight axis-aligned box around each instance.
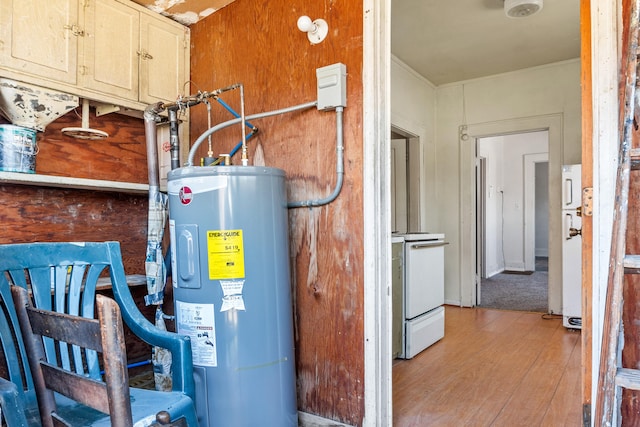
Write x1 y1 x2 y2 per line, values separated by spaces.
144 102 164 189
168 109 180 170
287 106 344 209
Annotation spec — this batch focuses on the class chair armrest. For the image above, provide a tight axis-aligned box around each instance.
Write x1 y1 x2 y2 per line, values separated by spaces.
0 377 28 427
109 273 195 400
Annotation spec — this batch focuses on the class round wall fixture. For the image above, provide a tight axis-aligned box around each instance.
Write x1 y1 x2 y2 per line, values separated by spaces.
61 98 108 140
504 0 543 18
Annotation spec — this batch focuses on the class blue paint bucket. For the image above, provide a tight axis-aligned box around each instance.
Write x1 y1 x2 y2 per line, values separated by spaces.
0 124 37 173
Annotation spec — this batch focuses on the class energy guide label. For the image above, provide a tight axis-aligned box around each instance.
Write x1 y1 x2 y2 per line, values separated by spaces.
207 229 245 280
176 301 217 367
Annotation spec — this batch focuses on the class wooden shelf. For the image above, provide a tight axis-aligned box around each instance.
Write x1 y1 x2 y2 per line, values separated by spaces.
0 171 149 194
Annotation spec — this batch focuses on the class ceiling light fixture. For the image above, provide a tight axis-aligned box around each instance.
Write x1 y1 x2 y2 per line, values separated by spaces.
504 0 543 18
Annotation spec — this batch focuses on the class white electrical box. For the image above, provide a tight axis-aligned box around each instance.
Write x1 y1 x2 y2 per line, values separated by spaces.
316 63 347 111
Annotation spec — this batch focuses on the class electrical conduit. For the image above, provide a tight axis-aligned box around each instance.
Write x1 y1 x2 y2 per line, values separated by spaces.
287 106 344 208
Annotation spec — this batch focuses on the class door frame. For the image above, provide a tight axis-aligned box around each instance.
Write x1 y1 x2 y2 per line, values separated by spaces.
476 155 486 305
363 0 391 424
460 115 563 312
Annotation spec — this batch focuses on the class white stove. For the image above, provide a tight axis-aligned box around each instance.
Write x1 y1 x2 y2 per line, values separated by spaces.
394 233 447 359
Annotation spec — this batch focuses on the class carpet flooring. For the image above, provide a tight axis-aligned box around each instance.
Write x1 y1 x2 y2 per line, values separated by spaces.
479 257 548 313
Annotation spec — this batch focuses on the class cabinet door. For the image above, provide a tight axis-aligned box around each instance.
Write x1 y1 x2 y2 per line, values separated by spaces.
139 13 188 104
0 0 78 85
81 0 139 100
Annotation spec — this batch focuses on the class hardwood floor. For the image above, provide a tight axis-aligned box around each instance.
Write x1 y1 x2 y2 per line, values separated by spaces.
393 306 582 426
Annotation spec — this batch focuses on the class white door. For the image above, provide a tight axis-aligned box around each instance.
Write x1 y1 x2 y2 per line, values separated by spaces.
562 164 582 209
391 138 407 234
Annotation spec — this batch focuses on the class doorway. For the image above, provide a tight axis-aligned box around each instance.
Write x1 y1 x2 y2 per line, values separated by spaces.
475 131 550 311
459 115 563 313
391 126 421 234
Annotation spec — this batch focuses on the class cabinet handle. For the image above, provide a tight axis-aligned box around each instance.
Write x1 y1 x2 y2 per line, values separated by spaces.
64 24 85 37
137 50 153 60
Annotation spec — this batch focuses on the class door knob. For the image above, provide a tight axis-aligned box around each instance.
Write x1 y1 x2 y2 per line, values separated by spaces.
568 227 582 239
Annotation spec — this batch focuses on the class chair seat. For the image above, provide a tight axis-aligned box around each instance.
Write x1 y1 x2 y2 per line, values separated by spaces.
29 389 197 426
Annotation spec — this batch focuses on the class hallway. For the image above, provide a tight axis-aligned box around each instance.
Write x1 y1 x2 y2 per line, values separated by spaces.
393 306 581 426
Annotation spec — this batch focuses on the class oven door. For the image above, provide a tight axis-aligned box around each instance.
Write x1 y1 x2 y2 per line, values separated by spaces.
404 239 446 319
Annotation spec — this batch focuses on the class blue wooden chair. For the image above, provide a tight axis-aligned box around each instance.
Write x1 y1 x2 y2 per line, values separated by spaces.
0 241 198 426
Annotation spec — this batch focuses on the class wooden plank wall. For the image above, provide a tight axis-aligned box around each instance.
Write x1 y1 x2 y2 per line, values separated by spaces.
0 109 149 273
190 0 365 424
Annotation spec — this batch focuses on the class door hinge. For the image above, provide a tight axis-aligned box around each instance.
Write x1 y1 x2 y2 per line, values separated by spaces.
137 50 153 60
582 187 593 216
64 24 85 37
582 403 591 427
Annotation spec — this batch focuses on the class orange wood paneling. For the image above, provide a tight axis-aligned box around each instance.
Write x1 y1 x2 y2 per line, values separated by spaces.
580 0 593 421
190 0 364 423
0 109 149 274
32 109 148 183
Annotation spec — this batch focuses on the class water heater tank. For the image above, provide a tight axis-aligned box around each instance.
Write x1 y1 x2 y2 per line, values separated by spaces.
167 165 297 427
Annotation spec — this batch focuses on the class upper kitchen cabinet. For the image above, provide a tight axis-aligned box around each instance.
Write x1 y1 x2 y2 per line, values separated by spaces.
0 0 79 85
82 0 189 104
139 13 188 104
81 0 139 100
0 0 190 110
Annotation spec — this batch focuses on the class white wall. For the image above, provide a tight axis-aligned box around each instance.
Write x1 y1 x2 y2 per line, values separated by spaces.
502 132 549 270
390 57 580 311
436 59 580 308
535 162 549 257
479 132 549 276
390 56 437 230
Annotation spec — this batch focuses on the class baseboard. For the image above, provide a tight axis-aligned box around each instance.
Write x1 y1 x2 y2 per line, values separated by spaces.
298 412 354 426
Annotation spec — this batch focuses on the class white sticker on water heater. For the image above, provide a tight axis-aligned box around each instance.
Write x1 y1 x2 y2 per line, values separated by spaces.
219 279 245 312
221 295 245 312
176 301 217 367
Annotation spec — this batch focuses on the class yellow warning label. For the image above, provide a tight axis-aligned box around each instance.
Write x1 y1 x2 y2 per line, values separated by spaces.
206 230 245 280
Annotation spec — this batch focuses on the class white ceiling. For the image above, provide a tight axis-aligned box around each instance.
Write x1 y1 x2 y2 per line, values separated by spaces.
391 0 581 85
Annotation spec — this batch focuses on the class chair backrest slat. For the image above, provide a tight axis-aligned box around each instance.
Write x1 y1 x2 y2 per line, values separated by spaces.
12 286 134 427
0 281 31 392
